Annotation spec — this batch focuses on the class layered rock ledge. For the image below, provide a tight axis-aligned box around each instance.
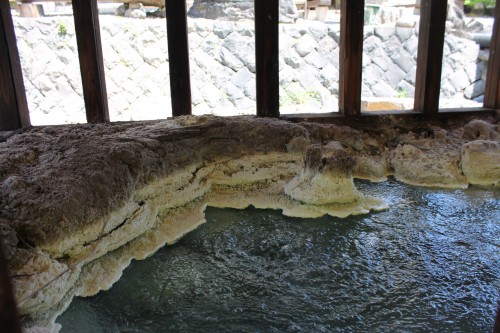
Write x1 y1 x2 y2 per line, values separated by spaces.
0 115 498 331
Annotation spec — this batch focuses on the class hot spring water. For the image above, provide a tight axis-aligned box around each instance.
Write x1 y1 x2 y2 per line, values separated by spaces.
58 180 500 332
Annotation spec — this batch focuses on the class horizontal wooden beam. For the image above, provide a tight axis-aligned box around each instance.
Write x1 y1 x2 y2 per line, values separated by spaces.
484 2 500 109
166 0 192 117
339 0 364 115
283 108 498 127
72 0 110 123
413 0 447 115
0 1 30 131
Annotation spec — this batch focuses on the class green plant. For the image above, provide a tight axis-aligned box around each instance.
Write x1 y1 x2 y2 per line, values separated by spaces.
397 88 408 98
465 0 496 7
58 21 68 36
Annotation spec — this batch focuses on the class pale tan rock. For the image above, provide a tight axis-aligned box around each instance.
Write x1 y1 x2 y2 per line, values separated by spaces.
0 115 497 331
461 140 500 188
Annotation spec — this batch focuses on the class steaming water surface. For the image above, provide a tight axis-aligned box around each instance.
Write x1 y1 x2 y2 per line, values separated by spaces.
58 180 500 332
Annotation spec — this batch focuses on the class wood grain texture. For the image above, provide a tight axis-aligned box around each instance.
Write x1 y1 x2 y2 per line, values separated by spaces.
166 0 192 117
255 0 280 117
413 0 447 115
339 0 364 116
484 2 500 109
72 0 110 123
0 1 30 131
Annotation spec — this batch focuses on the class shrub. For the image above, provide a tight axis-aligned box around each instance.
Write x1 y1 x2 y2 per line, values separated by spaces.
464 0 496 7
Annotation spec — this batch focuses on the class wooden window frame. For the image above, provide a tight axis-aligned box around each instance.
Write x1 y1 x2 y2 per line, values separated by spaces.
0 0 498 127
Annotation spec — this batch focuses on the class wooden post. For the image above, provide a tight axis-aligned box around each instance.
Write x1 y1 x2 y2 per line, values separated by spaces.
72 0 110 123
255 0 280 117
0 1 30 131
166 0 192 117
339 0 364 115
484 2 500 109
0 241 22 333
413 0 447 115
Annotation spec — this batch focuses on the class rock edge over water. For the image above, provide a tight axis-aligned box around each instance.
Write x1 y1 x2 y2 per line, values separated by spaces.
0 115 498 331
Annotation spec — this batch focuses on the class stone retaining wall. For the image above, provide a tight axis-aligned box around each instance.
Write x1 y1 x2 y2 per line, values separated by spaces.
13 16 487 125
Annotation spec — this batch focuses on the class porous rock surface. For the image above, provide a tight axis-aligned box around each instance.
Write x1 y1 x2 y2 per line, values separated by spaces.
0 115 498 331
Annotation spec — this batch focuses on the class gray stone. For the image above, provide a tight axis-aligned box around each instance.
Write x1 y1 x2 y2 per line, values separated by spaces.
36 75 55 92
305 50 329 69
327 26 341 44
392 49 414 73
464 79 485 99
213 21 234 39
244 79 256 100
280 33 297 51
316 36 337 55
282 24 305 39
403 36 419 56
440 79 455 98
449 69 470 92
363 35 382 53
374 26 395 41
225 82 245 101
441 61 454 79
220 47 244 71
404 66 417 85
363 64 385 86
125 8 147 19
222 32 246 54
283 50 302 69
319 63 338 88
371 48 392 71
362 54 372 67
280 64 296 86
200 82 223 108
443 42 452 57
462 43 480 62
372 81 397 97
308 21 328 41
465 63 481 84
364 26 374 38
143 46 165 67
385 66 406 89
362 83 373 97
279 0 299 23
396 17 416 28
295 34 317 57
395 27 413 42
382 36 403 57
231 67 253 88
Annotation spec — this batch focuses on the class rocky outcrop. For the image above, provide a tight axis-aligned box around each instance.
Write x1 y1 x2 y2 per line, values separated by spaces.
0 116 498 332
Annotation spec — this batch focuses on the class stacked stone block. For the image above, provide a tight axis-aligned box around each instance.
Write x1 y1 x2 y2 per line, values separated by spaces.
13 16 487 125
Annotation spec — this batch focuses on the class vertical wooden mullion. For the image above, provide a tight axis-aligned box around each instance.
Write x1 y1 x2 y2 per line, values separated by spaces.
166 0 192 117
255 0 279 117
413 0 447 115
72 0 109 123
0 1 30 131
484 2 500 109
339 0 364 116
